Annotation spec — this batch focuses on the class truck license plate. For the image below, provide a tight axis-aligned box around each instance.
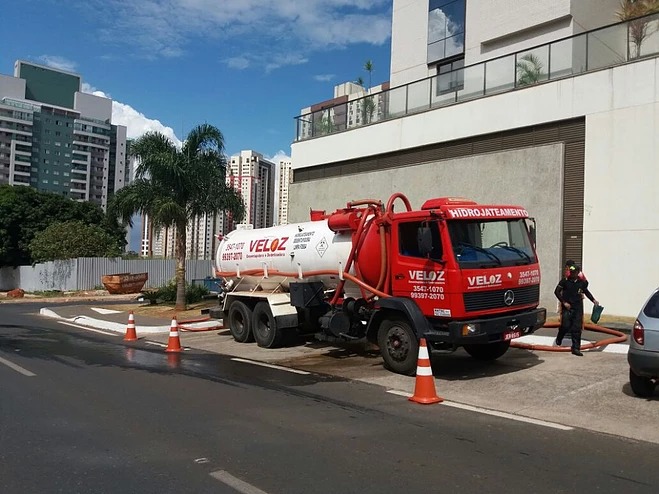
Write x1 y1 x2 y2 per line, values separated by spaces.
503 329 522 341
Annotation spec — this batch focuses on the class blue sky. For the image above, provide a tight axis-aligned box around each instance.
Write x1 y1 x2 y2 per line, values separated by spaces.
1 0 393 162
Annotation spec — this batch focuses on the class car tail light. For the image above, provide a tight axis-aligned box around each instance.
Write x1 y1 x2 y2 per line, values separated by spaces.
633 319 644 345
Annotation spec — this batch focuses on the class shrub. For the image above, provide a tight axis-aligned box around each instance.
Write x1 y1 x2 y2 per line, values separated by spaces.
153 280 209 305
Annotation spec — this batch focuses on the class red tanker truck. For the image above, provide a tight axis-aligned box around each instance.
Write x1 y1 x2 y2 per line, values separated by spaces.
212 193 546 375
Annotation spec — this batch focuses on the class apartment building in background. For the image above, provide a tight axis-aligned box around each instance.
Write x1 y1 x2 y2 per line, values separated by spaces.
290 0 659 316
0 61 129 210
276 157 293 225
144 150 276 260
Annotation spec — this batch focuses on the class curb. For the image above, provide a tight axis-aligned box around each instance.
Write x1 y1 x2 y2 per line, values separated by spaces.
40 307 171 334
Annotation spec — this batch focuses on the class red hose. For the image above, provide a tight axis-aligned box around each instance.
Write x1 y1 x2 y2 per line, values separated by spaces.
511 321 628 352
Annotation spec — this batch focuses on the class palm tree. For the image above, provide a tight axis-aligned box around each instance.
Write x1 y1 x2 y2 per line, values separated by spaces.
616 0 659 58
111 124 245 310
364 60 374 90
516 53 546 86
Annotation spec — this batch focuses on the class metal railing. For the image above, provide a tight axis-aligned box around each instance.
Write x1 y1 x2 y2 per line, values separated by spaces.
295 12 659 141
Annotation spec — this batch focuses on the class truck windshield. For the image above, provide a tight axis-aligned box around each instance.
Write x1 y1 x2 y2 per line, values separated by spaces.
447 219 537 268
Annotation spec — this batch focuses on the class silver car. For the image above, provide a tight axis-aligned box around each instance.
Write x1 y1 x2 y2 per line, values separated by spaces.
628 287 659 397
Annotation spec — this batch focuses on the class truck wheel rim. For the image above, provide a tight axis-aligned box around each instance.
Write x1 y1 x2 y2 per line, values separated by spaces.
386 327 410 361
256 315 270 336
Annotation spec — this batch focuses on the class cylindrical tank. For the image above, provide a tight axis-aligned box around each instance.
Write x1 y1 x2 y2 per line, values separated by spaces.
215 217 383 296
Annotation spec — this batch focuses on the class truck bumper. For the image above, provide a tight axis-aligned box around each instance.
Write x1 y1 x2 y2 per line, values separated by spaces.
424 308 547 345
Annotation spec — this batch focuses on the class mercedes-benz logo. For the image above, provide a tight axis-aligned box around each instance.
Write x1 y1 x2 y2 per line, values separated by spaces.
503 290 515 306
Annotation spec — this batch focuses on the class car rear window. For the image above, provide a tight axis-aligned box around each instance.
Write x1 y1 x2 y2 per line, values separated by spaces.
643 291 659 318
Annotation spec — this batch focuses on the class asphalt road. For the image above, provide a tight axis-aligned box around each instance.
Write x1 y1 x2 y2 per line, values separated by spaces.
1 302 658 494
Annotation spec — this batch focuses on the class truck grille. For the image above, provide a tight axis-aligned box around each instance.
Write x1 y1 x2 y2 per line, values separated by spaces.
463 285 539 312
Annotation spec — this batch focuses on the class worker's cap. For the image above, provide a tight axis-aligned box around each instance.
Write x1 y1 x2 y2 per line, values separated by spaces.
568 264 581 273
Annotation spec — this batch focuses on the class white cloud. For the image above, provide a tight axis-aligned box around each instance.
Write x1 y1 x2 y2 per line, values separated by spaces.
111 100 182 147
265 53 308 73
82 0 392 69
267 150 291 164
38 55 78 73
225 56 250 70
314 74 336 82
80 80 182 147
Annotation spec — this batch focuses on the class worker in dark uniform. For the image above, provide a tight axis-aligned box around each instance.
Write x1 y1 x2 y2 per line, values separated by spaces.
554 264 599 356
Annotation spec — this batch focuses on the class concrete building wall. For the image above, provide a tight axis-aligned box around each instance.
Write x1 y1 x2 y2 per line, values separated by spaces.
74 91 112 122
465 0 572 64
390 0 624 88
0 74 26 99
291 57 659 317
390 0 431 87
290 145 563 311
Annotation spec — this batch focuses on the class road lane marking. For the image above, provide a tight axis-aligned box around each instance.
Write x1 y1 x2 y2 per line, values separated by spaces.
145 341 168 347
91 307 123 315
210 470 270 494
231 357 311 375
0 356 36 377
386 390 573 431
57 321 118 336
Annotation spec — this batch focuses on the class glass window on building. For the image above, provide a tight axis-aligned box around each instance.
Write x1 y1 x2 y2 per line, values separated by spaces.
428 0 466 65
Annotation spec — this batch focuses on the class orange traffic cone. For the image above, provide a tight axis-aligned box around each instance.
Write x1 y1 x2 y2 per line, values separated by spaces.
409 338 443 405
123 311 138 341
165 315 183 353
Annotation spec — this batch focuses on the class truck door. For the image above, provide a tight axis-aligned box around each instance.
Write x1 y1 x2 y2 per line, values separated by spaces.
391 220 449 317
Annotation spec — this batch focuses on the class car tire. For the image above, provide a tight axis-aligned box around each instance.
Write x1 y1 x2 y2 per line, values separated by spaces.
629 368 656 398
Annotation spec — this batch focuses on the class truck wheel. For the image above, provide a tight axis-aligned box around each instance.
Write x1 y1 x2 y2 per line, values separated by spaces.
463 341 510 361
377 317 419 376
227 300 254 343
629 368 656 397
252 302 284 348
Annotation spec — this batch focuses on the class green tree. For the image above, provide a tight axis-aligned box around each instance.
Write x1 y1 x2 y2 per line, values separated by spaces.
0 185 126 266
110 124 245 310
516 53 546 86
364 60 374 90
617 0 659 58
358 60 376 124
29 221 121 263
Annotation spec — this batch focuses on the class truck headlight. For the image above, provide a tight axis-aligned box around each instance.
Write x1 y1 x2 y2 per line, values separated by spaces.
461 323 478 336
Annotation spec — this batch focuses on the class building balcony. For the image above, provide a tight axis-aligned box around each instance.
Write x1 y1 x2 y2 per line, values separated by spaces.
295 12 659 142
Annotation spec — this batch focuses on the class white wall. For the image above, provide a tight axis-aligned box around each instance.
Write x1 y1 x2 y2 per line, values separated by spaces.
584 101 659 315
74 91 112 121
389 0 624 88
291 58 659 316
465 0 572 64
0 74 26 100
571 0 620 33
390 0 433 87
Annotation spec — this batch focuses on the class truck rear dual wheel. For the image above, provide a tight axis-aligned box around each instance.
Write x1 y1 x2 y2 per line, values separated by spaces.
252 302 285 348
227 300 254 343
378 317 419 376
463 341 510 361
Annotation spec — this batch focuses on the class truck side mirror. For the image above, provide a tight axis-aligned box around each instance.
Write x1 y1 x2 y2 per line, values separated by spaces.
418 226 433 257
528 218 537 249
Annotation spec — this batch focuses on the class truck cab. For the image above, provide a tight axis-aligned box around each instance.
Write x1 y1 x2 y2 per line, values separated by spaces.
375 198 546 372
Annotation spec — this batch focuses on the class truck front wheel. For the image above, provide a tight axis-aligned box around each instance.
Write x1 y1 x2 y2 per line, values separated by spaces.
228 300 254 343
463 341 510 361
378 317 419 376
252 302 284 348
